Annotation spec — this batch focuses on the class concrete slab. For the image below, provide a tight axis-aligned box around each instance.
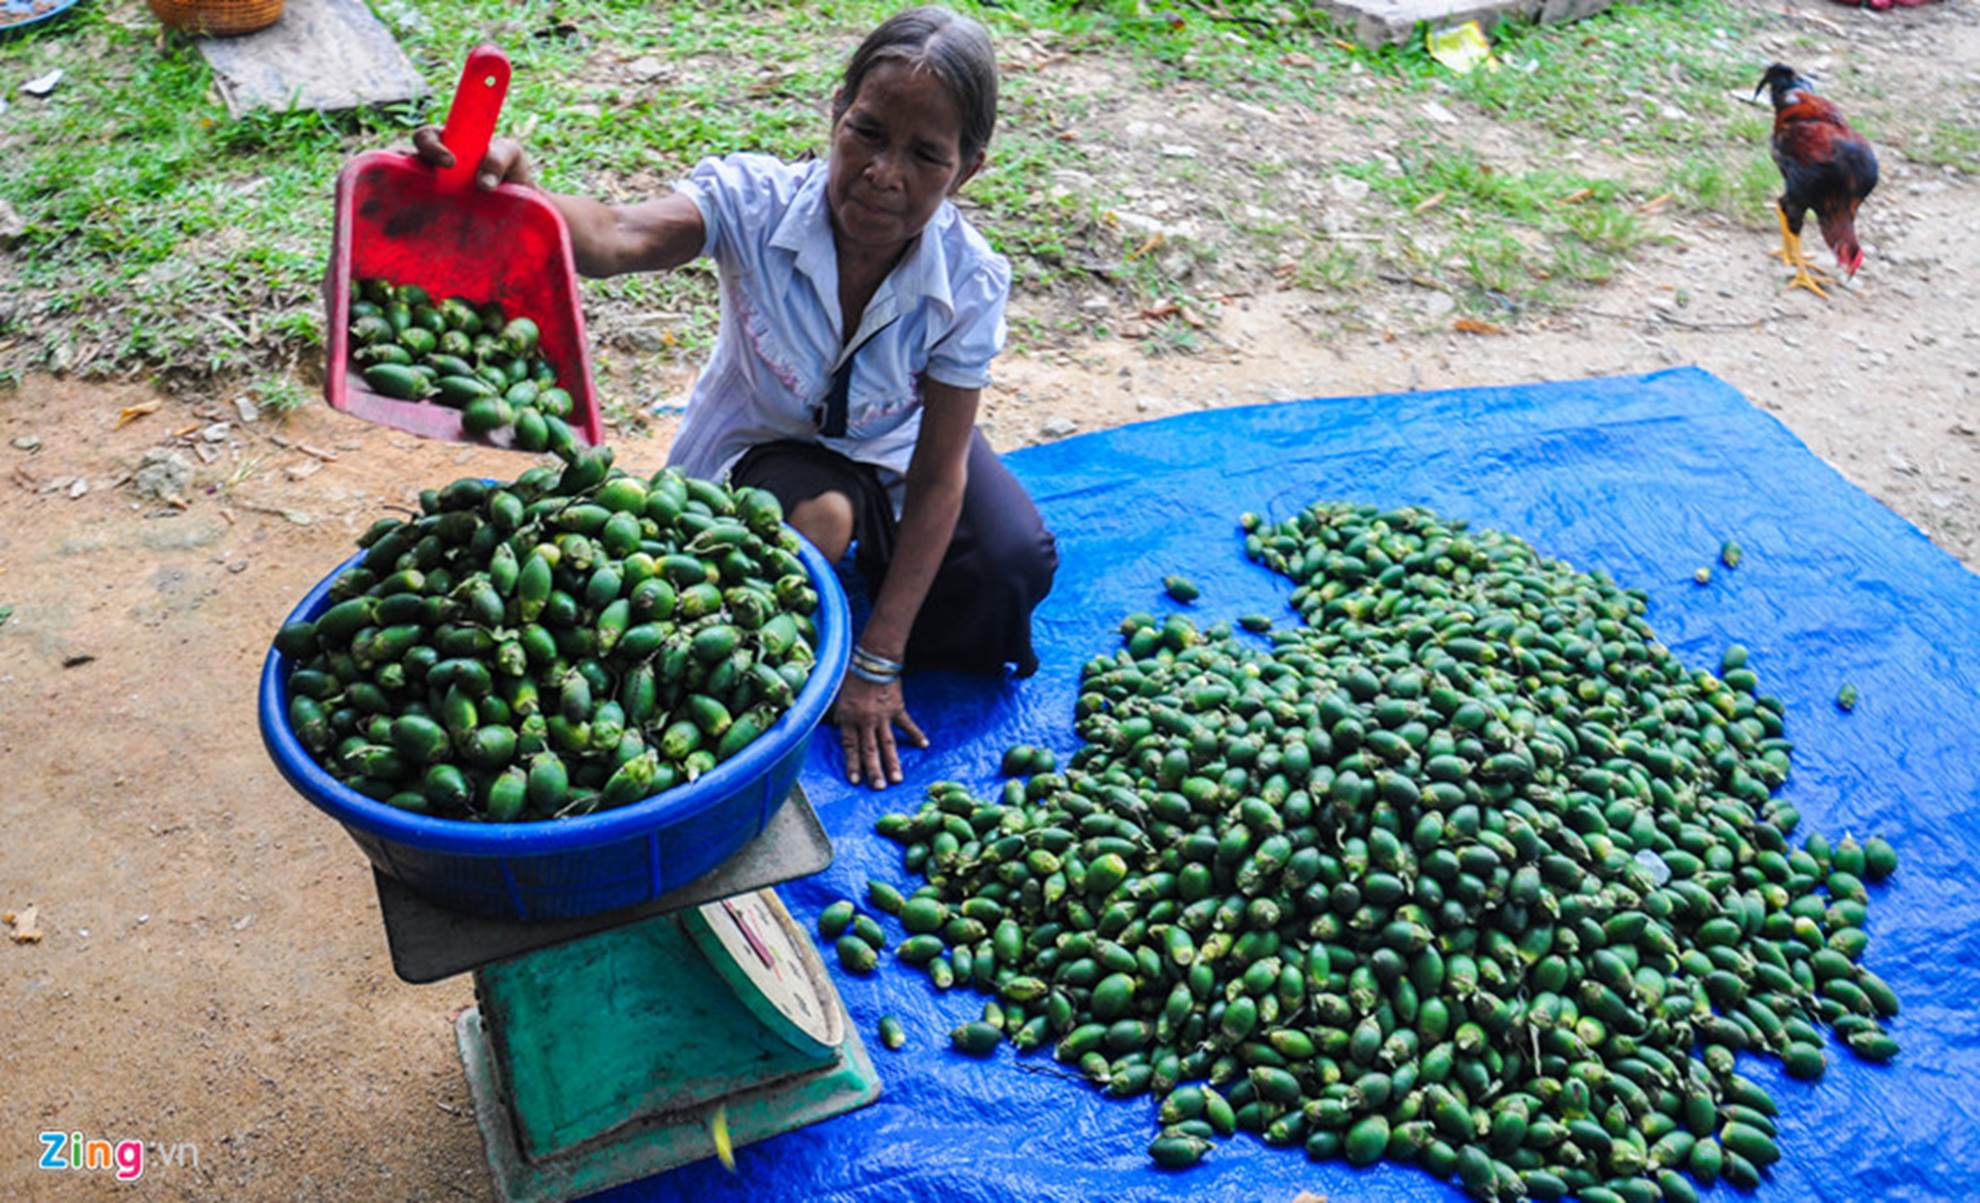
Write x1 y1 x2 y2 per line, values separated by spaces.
1315 0 1614 47
198 0 425 116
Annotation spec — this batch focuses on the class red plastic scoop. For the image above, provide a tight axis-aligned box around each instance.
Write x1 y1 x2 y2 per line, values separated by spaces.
324 45 603 448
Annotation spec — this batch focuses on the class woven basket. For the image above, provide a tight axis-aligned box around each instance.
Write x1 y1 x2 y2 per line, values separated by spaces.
148 0 285 36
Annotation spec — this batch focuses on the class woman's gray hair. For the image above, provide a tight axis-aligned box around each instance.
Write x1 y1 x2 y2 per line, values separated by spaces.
832 6 1000 165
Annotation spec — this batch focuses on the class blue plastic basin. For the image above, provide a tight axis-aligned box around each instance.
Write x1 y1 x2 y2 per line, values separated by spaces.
259 529 848 922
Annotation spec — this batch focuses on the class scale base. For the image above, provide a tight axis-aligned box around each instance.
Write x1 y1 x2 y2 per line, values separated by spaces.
457 1004 881 1203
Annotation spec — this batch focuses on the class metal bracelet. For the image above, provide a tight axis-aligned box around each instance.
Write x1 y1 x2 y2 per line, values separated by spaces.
851 646 905 674
846 661 899 686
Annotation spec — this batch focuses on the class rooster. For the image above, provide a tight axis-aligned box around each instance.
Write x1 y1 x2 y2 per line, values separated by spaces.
1756 64 1878 298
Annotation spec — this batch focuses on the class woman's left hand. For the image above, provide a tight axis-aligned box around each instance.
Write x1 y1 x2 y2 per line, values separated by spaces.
833 672 929 789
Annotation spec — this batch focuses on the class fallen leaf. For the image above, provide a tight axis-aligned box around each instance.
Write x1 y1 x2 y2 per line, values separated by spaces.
115 401 162 429
62 654 97 668
1412 191 1448 215
1559 187 1595 205
1127 231 1164 260
298 443 339 462
6 904 41 944
1453 318 1505 335
711 1104 736 1172
1139 303 1181 321
1638 191 1674 214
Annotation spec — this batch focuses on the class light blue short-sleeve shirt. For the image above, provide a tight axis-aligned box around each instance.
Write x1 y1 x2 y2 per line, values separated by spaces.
666 153 1011 504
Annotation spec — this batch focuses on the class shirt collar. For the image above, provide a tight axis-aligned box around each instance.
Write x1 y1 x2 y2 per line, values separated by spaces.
769 161 957 319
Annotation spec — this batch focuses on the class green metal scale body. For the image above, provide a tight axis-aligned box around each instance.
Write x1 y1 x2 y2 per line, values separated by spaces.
376 793 879 1203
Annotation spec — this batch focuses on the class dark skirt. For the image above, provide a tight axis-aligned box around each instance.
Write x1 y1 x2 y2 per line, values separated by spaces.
730 430 1058 677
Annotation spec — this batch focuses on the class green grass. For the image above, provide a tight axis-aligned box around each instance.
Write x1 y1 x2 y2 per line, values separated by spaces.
1668 151 1780 227
0 0 1126 380
0 0 1831 378
1337 144 1658 307
1295 243 1367 292
251 373 314 418
1905 120 1980 174
1375 0 1764 152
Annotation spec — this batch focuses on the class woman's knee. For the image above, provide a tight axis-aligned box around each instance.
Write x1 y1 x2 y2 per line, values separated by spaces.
965 513 1059 605
788 491 856 561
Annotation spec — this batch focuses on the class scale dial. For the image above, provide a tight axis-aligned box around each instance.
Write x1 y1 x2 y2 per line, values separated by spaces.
690 888 844 1055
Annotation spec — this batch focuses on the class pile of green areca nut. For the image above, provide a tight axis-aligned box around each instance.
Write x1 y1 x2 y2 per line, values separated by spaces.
276 441 822 821
349 276 580 450
824 500 1899 1202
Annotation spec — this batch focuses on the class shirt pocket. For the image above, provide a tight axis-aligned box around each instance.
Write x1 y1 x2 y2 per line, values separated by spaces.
842 333 923 439
844 384 921 441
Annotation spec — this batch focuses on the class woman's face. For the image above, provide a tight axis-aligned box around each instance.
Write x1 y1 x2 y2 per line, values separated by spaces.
828 60 983 260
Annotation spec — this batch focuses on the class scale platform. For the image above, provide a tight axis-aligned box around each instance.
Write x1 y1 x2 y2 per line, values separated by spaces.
373 788 881 1203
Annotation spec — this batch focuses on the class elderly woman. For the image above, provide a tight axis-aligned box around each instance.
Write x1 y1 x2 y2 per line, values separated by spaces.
415 7 1057 789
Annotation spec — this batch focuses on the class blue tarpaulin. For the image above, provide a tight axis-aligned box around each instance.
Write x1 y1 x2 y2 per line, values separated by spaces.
610 368 1980 1203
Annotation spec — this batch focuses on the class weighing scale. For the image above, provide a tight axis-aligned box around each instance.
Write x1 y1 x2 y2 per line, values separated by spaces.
376 788 880 1202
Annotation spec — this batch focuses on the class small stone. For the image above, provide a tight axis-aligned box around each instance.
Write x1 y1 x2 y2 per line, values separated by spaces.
1041 416 1079 438
137 914 150 925
1330 175 1372 204
1421 101 1460 125
1422 291 1457 320
1159 143 1199 159
228 561 249 574
0 199 22 243
1079 294 1114 316
563 103 604 119
21 69 64 98
68 479 87 499
200 422 231 443
194 443 220 465
133 449 194 502
11 435 40 452
234 397 260 424
627 56 666 82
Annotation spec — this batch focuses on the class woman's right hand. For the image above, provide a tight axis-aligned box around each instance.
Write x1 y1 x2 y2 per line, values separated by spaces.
409 126 537 192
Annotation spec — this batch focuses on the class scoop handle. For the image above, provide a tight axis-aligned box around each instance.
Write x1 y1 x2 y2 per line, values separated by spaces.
438 45 511 188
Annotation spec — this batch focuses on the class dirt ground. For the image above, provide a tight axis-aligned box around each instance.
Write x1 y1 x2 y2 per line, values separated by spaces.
2 3 1976 1201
